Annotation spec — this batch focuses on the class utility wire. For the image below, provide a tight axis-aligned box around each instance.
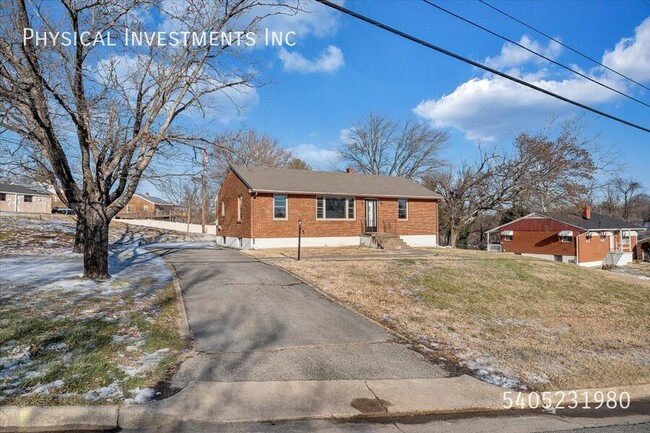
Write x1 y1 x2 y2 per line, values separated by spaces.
479 0 650 92
422 0 650 108
315 0 650 134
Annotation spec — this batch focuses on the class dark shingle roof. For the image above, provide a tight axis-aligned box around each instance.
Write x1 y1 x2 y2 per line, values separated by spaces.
230 165 441 199
136 193 174 206
0 183 48 195
539 211 645 231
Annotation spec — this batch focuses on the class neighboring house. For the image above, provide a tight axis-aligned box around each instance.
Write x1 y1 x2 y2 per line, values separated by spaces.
0 183 52 214
486 206 646 267
215 165 441 249
115 193 176 220
636 238 650 262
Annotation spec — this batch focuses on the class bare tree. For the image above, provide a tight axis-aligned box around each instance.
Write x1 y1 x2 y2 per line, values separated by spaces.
0 0 298 278
339 113 448 180
427 118 602 247
209 128 294 182
286 157 311 170
614 178 642 220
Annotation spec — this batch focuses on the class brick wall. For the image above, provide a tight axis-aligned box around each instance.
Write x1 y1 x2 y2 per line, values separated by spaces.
502 230 576 256
216 172 439 239
115 195 172 219
252 194 438 239
577 233 611 263
217 171 252 239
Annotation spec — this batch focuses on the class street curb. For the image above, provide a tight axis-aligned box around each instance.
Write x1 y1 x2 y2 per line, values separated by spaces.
1 383 649 431
162 261 193 349
0 405 118 432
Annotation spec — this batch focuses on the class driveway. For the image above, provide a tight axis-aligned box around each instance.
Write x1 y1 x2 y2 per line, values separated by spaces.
151 245 448 388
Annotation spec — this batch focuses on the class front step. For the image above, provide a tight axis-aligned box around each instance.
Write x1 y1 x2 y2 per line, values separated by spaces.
602 251 623 267
369 233 409 250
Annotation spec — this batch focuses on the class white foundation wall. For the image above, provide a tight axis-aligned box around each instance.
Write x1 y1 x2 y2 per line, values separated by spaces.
252 236 361 249
400 235 437 247
520 253 576 263
618 252 634 266
217 236 253 249
579 260 603 267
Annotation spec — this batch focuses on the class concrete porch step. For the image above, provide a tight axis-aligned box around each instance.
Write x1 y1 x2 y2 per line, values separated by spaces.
369 233 409 251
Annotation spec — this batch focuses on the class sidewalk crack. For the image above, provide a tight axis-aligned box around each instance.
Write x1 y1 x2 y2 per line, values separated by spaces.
364 380 388 413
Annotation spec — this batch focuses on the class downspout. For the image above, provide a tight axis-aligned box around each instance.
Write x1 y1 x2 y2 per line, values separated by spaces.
251 191 257 248
575 232 581 265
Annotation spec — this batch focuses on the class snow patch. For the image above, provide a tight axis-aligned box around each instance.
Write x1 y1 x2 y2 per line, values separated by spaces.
124 387 155 404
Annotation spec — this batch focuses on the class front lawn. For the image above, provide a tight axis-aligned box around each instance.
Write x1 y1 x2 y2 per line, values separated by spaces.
0 215 185 405
248 247 650 391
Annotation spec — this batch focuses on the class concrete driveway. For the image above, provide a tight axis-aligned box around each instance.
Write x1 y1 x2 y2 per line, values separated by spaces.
152 245 447 388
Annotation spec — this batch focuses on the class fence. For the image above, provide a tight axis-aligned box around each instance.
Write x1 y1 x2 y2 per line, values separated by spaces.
118 219 218 235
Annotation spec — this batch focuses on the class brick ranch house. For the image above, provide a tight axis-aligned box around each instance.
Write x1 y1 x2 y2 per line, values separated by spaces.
486 206 646 267
115 192 176 220
216 165 441 249
0 183 52 214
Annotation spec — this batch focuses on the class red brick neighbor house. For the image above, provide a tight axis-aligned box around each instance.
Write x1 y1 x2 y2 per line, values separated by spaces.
486 206 646 267
215 165 441 249
115 193 176 220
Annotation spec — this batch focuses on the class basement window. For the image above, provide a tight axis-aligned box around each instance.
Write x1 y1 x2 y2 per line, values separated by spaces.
0 193 5 201
24 195 33 203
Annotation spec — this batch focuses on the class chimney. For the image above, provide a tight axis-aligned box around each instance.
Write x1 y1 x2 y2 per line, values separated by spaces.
346 167 355 174
582 205 592 220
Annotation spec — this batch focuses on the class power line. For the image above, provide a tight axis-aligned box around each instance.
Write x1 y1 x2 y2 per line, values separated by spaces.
314 0 650 134
478 0 650 92
422 0 650 109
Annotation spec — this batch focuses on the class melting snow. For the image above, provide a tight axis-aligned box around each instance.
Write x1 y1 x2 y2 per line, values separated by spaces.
124 387 155 405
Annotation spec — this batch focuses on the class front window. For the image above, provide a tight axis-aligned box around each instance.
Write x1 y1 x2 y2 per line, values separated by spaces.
126 205 132 213
560 235 573 243
316 197 355 220
24 195 33 203
398 199 408 219
237 195 243 223
143 204 149 211
221 200 225 217
502 234 513 241
273 194 287 219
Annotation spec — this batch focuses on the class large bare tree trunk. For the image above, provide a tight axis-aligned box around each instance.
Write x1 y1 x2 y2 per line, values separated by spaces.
83 207 110 279
448 227 459 248
73 215 85 254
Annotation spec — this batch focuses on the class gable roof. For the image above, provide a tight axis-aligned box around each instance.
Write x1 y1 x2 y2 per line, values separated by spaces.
0 183 49 196
230 165 442 199
134 193 174 206
487 211 645 233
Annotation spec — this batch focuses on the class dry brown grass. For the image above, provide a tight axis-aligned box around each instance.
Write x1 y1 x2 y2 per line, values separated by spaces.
250 247 650 391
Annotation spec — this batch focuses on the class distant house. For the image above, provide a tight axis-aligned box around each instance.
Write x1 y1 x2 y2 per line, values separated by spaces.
115 193 176 220
0 183 52 214
215 165 441 249
486 206 646 267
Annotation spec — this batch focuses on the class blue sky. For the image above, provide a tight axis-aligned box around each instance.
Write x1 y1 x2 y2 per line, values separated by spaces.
194 0 649 191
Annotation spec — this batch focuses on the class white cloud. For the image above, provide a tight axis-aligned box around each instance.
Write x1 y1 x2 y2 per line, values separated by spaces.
602 17 650 83
485 35 563 69
414 22 648 142
289 143 340 168
279 45 344 73
338 127 354 144
414 73 623 142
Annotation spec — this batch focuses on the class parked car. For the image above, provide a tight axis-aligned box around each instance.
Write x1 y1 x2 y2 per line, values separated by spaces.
52 207 75 215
